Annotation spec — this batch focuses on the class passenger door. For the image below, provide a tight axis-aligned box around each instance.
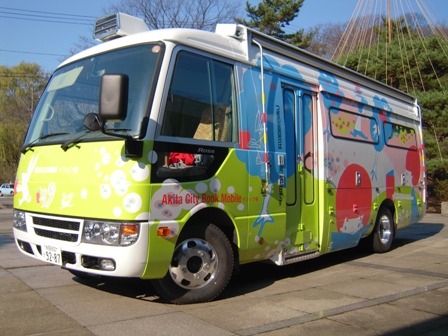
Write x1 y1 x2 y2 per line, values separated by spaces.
283 86 319 251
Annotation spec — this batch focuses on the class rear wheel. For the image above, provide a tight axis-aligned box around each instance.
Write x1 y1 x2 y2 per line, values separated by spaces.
151 223 234 304
371 208 394 253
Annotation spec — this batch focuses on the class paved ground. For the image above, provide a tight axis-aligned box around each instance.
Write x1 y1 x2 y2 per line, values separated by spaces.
1 199 447 335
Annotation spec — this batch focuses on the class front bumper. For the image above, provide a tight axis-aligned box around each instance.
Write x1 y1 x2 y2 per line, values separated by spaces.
13 211 149 277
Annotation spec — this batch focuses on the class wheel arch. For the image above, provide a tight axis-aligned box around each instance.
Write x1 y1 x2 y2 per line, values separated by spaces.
179 206 240 271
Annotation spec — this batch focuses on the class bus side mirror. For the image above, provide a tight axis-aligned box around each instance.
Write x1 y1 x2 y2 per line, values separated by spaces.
99 74 129 122
98 73 142 157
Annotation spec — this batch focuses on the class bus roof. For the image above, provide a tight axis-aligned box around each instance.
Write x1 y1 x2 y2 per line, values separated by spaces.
60 21 417 109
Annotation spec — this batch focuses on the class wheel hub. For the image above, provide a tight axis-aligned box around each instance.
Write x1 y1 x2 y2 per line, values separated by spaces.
169 238 218 289
379 215 392 244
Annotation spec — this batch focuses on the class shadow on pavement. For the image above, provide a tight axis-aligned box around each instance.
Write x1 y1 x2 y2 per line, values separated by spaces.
0 235 15 250
68 220 445 303
382 314 448 336
392 222 445 249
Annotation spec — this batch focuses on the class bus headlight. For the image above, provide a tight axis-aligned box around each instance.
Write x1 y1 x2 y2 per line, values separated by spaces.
100 223 120 245
83 221 101 242
82 221 139 246
13 210 27 231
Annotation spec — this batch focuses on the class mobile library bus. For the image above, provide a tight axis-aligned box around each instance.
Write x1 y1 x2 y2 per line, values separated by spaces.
13 13 426 304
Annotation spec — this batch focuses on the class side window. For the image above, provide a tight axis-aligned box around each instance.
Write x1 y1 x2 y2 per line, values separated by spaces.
385 123 417 150
329 108 377 144
161 51 235 142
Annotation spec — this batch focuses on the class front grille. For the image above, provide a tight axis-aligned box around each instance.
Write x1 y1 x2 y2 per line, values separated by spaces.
34 228 78 242
33 217 80 231
32 216 81 243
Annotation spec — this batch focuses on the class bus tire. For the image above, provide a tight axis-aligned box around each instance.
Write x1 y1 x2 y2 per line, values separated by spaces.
371 208 394 253
151 223 234 304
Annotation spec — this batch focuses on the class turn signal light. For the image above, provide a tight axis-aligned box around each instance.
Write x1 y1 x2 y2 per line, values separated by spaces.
122 224 139 235
120 224 140 246
157 227 172 237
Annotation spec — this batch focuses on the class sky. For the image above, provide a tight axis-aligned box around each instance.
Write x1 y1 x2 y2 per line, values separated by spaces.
1 0 448 73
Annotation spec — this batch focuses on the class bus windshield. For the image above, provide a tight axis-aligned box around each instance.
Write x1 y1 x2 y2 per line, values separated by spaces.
23 44 163 149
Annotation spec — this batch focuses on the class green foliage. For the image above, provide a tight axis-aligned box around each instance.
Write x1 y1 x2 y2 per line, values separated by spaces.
0 122 29 181
426 159 448 201
0 63 48 182
417 90 448 202
417 90 448 158
236 0 315 48
339 15 448 92
412 64 448 204
338 34 448 94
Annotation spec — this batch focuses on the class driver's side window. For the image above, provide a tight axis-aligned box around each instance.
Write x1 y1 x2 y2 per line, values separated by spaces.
161 51 235 143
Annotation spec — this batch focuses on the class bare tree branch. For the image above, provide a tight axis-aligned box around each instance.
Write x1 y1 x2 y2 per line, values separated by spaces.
110 0 242 31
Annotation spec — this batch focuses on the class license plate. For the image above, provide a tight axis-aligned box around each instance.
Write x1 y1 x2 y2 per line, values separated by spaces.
41 244 62 265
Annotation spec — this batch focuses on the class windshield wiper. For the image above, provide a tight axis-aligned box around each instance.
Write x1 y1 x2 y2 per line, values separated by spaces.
20 133 69 154
61 130 91 151
61 127 133 151
61 113 103 151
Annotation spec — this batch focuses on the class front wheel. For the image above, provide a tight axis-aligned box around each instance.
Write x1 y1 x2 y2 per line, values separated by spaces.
371 208 394 253
151 223 234 304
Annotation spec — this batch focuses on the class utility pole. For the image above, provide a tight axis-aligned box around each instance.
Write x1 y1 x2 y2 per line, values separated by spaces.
388 0 392 43
387 0 393 86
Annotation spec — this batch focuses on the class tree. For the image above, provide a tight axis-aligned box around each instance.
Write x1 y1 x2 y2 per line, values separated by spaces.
236 0 315 48
108 0 242 31
69 0 243 57
0 63 48 182
335 21 448 94
417 90 448 204
305 22 346 59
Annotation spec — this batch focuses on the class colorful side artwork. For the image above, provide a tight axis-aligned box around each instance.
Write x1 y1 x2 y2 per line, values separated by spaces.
14 52 425 268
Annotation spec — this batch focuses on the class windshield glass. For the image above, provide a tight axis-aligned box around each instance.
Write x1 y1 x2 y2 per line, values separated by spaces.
24 44 163 147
